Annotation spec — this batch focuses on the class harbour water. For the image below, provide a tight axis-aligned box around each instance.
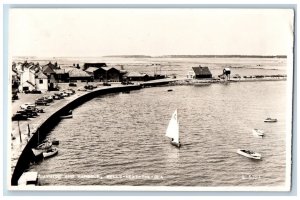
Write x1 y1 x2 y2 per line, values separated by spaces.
29 80 288 187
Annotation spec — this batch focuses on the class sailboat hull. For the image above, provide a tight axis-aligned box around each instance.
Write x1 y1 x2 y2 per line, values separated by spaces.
171 141 181 148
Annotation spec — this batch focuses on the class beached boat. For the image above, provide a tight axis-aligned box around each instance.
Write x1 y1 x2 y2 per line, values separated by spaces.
237 149 261 160
165 109 181 148
252 129 264 137
167 89 173 92
43 147 58 158
60 115 73 119
60 110 73 119
264 118 277 122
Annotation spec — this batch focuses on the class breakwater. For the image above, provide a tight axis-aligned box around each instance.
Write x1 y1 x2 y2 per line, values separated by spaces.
11 85 142 185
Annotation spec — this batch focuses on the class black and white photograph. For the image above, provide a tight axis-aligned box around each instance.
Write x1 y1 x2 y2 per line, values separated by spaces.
6 6 294 191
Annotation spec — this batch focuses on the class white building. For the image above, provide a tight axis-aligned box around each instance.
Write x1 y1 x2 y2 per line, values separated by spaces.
186 71 195 79
35 72 48 92
18 65 36 92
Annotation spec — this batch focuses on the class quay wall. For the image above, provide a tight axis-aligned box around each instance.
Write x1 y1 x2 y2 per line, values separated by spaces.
11 85 142 185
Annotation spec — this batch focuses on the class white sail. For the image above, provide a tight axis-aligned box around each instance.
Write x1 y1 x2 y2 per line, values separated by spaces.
165 109 179 143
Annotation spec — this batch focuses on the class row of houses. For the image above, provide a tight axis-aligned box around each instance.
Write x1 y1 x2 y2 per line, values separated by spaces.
12 61 157 93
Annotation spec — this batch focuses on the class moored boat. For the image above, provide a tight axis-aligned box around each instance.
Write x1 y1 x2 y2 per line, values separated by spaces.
43 147 58 158
264 118 277 122
237 149 261 160
252 129 264 137
36 141 52 150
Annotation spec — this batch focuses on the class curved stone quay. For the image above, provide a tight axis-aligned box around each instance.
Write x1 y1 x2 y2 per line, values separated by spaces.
10 84 142 186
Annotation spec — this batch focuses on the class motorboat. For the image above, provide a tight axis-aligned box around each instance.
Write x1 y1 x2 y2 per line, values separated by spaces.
252 129 264 137
43 147 58 158
264 118 277 122
237 149 261 160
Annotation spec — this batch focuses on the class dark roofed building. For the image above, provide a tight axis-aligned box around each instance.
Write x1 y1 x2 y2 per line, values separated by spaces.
123 72 149 82
85 67 102 81
192 65 212 79
99 67 121 82
54 69 69 82
42 64 55 76
68 68 93 82
83 63 107 71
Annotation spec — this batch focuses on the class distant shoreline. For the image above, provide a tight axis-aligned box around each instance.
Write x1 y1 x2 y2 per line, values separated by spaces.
12 55 287 60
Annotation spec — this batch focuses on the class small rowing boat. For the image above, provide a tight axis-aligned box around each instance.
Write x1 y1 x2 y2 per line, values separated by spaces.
264 118 277 122
237 149 261 160
252 129 264 137
43 147 58 158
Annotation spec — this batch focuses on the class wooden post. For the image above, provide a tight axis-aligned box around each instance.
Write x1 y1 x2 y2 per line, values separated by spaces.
27 124 30 137
18 120 22 143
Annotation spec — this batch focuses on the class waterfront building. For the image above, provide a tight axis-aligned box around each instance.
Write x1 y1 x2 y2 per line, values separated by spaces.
186 71 195 79
85 67 102 81
192 65 212 79
18 64 36 92
98 67 121 82
68 68 93 82
53 69 69 82
35 71 48 92
123 71 149 82
83 63 107 71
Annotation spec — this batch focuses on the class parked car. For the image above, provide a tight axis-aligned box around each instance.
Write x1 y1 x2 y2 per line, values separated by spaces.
84 85 94 90
54 93 64 99
67 89 76 94
12 113 28 121
17 109 38 118
69 83 77 87
60 91 69 97
35 99 48 106
20 103 36 110
103 82 111 86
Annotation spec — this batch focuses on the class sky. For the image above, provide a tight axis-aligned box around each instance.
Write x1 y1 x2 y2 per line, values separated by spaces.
9 8 294 57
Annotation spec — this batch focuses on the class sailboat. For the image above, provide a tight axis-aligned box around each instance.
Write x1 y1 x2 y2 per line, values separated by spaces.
166 109 181 148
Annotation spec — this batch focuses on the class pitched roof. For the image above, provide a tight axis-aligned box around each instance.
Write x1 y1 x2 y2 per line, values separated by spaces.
68 69 91 77
124 72 148 77
83 63 107 68
85 67 100 73
54 69 66 74
42 65 55 74
36 72 48 79
101 67 113 71
192 66 212 76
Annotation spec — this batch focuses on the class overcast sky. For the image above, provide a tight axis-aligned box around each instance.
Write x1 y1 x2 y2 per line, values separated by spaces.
9 8 294 57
